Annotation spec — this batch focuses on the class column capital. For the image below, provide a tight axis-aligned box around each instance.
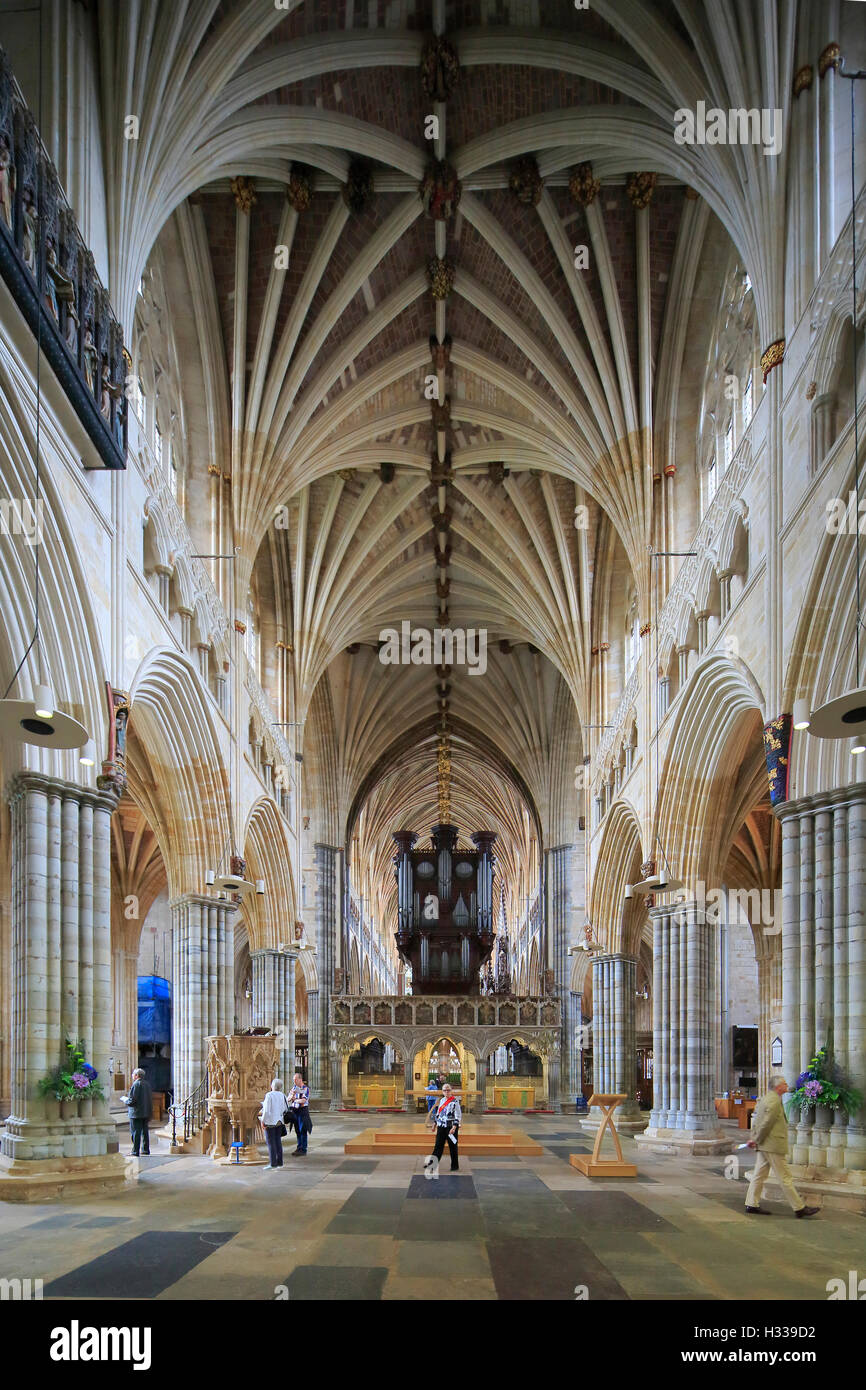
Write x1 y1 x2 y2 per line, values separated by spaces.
774 779 866 822
5 770 119 816
169 892 238 916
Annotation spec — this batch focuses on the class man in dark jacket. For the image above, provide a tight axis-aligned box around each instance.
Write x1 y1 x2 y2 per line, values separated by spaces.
124 1068 153 1157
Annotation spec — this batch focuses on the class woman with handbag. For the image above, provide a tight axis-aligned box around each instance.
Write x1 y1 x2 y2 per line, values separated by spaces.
259 1078 291 1169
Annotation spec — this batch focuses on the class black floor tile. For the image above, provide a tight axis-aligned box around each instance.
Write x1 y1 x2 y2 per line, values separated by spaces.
555 1191 676 1231
339 1188 405 1214
487 1237 630 1300
44 1230 235 1299
26 1213 84 1230
75 1216 132 1228
480 1196 582 1239
331 1160 380 1173
324 1213 401 1236
473 1171 551 1195
284 1265 388 1300
407 1175 476 1199
396 1199 483 1241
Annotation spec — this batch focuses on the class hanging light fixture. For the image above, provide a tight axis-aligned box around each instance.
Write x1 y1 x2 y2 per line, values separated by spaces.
809 65 866 741
792 698 811 731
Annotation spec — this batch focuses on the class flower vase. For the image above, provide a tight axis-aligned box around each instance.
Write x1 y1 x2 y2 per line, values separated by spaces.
814 1103 833 1130
60 1099 79 1121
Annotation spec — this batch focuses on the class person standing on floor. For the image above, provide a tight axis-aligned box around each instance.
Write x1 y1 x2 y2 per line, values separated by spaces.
426 1081 462 1173
123 1068 153 1158
259 1078 291 1170
745 1075 819 1219
288 1073 311 1156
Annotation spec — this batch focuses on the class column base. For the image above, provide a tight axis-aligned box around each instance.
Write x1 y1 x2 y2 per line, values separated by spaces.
634 1124 734 1156
215 1145 268 1166
581 1106 648 1137
0 1151 134 1202
763 1162 866 1214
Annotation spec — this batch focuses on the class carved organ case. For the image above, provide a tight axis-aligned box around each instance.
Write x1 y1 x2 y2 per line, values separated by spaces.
393 823 496 994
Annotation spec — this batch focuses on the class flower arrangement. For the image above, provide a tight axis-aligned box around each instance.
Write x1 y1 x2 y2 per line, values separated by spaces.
786 1044 862 1118
38 1039 105 1103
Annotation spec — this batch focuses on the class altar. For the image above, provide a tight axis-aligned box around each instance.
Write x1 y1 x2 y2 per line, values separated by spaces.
489 1084 536 1110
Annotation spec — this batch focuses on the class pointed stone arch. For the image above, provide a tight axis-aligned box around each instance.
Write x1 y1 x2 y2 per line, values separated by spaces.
654 653 766 886
126 646 231 896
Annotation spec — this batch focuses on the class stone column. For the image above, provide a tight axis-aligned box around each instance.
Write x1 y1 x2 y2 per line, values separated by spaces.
314 843 338 1101
403 1055 415 1112
196 644 210 686
810 394 834 473
776 784 866 1173
155 564 172 613
637 902 729 1154
307 989 322 1098
718 573 732 621
0 773 127 1199
177 607 193 650
548 843 576 1108
677 645 690 689
658 676 670 721
170 894 234 1104
251 948 296 1085
111 947 139 1088
214 670 228 718
585 953 646 1135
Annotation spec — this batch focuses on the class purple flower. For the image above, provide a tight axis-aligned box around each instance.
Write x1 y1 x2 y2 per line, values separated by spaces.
71 1071 89 1089
804 1079 823 1099
795 1070 815 1089
82 1063 97 1079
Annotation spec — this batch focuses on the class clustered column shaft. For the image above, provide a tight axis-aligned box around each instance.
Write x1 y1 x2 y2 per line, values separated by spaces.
645 903 721 1140
251 948 296 1084
591 952 642 1127
171 895 234 1104
778 785 866 1171
2 772 118 1162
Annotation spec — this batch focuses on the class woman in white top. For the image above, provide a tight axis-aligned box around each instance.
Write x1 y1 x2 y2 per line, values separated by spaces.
259 1078 291 1169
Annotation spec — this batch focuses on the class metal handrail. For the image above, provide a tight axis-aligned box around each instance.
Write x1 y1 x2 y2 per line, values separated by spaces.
168 1071 208 1148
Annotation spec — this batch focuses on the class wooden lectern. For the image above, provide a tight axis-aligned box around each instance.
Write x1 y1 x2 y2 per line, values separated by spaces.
569 1092 637 1177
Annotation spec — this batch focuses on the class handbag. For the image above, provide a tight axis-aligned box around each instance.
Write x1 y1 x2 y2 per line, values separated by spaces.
277 1122 287 1137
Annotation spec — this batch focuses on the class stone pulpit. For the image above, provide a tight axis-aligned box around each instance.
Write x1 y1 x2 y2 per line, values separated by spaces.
206 1033 277 1164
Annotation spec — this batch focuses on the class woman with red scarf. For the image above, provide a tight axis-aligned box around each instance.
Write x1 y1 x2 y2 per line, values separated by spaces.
426 1082 462 1172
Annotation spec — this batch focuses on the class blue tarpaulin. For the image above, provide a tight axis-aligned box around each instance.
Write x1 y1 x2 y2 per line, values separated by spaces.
138 975 171 1044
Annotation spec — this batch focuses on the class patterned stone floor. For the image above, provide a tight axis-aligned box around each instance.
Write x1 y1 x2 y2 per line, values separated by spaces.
2 1115 863 1301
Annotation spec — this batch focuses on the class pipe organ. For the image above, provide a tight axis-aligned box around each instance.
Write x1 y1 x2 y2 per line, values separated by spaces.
393 823 496 994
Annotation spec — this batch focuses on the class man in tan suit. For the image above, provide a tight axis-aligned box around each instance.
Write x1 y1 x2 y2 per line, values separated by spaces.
745 1075 819 1218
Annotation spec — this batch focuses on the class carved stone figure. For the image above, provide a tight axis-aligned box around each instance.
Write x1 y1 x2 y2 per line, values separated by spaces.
509 156 543 207
100 359 121 422
83 319 98 391
420 159 461 221
342 157 373 214
0 131 14 229
44 236 75 323
21 186 37 274
420 34 460 101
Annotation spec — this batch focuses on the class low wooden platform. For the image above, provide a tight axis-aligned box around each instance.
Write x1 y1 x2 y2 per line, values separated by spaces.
345 1124 543 1156
570 1154 637 1177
